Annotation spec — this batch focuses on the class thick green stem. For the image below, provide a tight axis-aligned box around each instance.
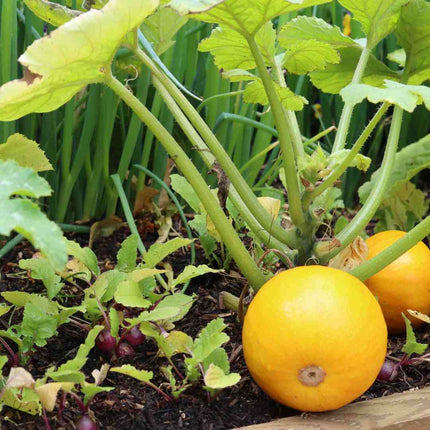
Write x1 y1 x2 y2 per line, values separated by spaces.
315 105 404 262
134 48 299 249
332 48 371 153
246 36 306 233
350 216 430 281
105 73 266 291
152 77 292 254
303 102 390 208
272 59 304 158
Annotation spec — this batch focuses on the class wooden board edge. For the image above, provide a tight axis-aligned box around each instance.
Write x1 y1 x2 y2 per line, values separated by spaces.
237 386 430 430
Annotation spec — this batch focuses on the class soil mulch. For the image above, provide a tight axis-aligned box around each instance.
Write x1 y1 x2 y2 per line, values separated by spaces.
1 220 430 429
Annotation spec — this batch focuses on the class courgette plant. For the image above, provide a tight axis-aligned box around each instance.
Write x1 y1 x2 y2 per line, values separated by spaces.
1 0 430 292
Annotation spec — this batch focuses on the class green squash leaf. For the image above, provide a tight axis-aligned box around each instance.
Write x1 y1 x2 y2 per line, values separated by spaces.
23 0 81 27
310 47 399 94
0 134 52 172
279 16 357 49
387 49 406 68
396 0 430 85
281 40 340 75
0 159 51 199
359 134 430 203
142 6 188 55
338 0 408 49
0 0 158 121
373 182 429 233
340 80 430 113
170 0 331 36
0 168 66 270
243 78 307 111
168 0 222 14
199 22 276 71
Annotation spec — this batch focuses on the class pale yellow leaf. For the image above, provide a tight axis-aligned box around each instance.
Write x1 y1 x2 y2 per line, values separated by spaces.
257 197 281 220
407 309 430 324
328 236 368 271
0 134 52 172
35 382 63 412
7 367 35 389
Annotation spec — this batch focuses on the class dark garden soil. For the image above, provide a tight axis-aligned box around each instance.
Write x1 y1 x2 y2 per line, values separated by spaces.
1 216 430 430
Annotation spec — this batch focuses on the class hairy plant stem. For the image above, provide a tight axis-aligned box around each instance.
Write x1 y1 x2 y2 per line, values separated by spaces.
350 216 430 281
246 36 312 254
331 47 371 153
105 73 266 291
151 76 295 258
272 59 304 158
315 104 404 262
134 47 299 250
303 102 390 208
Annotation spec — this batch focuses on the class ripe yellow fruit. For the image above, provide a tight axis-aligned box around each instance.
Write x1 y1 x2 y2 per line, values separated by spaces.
365 230 430 334
242 266 387 412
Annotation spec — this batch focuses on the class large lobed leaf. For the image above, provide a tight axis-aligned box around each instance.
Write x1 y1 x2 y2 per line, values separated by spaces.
142 5 188 55
170 0 331 36
199 22 276 71
359 134 430 203
223 69 307 110
23 0 81 27
0 160 66 270
338 0 409 49
310 47 399 94
0 0 158 121
0 134 52 172
341 80 430 112
396 0 430 85
279 16 357 49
